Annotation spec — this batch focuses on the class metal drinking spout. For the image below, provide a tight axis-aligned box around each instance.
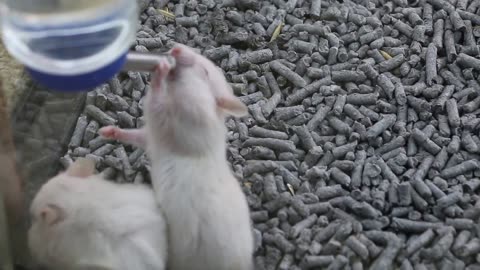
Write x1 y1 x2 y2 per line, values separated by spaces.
122 51 176 72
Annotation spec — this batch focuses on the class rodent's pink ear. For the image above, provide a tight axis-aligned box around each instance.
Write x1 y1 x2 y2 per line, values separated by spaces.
40 204 64 226
216 95 248 117
66 158 96 178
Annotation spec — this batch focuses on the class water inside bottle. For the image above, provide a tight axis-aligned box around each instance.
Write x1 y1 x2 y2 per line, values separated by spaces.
1 0 137 75
16 22 123 60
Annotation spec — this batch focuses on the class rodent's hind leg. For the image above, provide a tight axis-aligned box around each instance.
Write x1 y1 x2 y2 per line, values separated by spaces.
99 126 147 149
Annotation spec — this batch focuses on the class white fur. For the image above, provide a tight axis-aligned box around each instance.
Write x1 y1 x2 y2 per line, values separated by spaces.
28 173 167 270
148 152 253 270
96 44 254 270
144 44 254 270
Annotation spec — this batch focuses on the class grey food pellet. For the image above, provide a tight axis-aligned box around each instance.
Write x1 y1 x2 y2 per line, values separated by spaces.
92 144 116 157
69 115 88 149
82 120 100 146
85 105 117 126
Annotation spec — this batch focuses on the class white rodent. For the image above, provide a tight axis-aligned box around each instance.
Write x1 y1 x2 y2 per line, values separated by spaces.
28 158 167 270
100 43 254 270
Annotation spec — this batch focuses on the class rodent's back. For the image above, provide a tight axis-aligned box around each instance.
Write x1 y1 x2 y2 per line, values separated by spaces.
73 178 165 236
154 158 253 270
30 175 167 270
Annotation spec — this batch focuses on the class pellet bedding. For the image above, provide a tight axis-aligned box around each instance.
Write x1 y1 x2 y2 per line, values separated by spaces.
59 0 480 268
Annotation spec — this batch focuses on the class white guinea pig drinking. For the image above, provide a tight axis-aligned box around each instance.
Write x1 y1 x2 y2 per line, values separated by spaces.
99 43 254 270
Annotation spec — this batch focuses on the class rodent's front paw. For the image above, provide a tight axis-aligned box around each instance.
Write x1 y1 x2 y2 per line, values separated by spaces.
98 126 120 140
157 59 172 74
152 59 172 87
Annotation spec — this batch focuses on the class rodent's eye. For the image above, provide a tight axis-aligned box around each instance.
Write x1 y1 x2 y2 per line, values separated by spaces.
202 67 209 78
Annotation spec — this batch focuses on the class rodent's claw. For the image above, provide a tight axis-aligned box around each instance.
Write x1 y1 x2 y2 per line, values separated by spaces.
152 59 171 87
158 59 171 75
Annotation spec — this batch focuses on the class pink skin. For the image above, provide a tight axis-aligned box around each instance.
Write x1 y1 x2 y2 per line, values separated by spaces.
151 56 174 91
99 126 147 149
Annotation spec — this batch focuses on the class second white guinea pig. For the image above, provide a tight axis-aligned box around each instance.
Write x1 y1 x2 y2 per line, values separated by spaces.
28 158 167 270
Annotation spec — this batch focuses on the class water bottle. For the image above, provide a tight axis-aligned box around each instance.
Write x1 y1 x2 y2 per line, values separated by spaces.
1 0 139 91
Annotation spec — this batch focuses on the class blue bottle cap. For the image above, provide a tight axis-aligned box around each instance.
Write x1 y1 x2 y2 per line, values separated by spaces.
26 51 128 92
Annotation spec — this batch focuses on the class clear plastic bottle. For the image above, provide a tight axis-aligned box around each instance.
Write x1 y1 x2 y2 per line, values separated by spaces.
1 0 138 91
